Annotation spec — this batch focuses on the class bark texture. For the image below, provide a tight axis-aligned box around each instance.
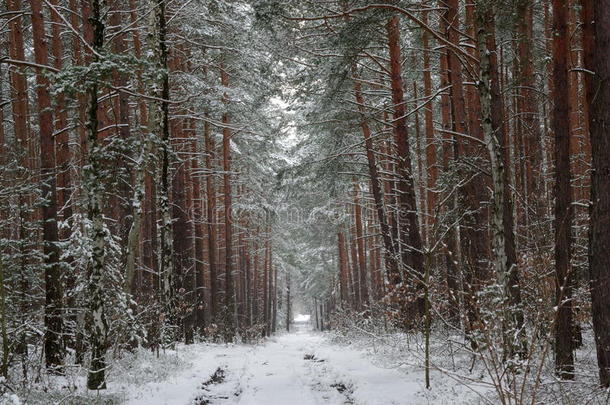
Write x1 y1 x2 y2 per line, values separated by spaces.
584 0 610 387
551 0 575 379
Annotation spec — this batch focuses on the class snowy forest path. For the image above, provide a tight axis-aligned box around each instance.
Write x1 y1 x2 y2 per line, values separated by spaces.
123 321 415 405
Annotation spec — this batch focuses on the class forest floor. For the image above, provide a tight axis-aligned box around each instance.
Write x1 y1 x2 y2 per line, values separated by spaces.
116 321 486 405
6 320 607 404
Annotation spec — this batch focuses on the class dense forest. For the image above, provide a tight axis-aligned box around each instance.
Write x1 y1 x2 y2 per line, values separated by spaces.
0 0 609 404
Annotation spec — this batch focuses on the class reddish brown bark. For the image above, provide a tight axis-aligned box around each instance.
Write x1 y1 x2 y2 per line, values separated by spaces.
252 235 260 326
338 231 349 304
439 48 452 169
128 0 149 131
237 222 245 328
204 119 219 324
31 0 63 370
583 0 610 387
109 0 132 239
551 0 575 379
272 256 278 333
412 81 426 237
50 0 73 239
7 0 31 166
191 129 206 331
80 0 113 142
421 9 437 236
349 228 359 308
446 0 490 332
245 242 252 328
353 181 368 309
516 0 544 228
263 237 271 336
435 10 460 324
352 75 399 284
386 16 425 315
171 116 195 343
220 62 235 338
68 0 87 168
568 0 590 206
127 0 155 296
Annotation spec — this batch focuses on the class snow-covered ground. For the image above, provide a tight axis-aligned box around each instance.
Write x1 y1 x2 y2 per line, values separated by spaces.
1 319 490 404
115 320 487 405
4 319 608 404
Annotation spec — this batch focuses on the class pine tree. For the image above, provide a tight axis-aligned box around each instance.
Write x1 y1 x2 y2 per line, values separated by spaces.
583 0 610 387
551 0 575 379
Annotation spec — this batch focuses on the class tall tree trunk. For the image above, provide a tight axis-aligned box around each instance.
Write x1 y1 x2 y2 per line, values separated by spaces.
252 235 260 327
68 0 87 171
60 1 85 364
0 71 8 372
204 119 219 326
149 0 174 337
583 0 610 387
314 298 319 330
474 1 526 359
30 0 64 371
170 113 195 344
0 255 8 377
220 61 235 340
272 261 277 333
126 0 154 300
50 0 73 243
437 13 461 324
516 0 544 229
353 181 368 309
191 130 206 331
286 272 291 332
338 231 349 304
85 0 109 389
264 237 271 336
109 0 132 242
386 16 425 316
245 242 252 328
349 230 359 308
443 0 489 343
551 0 575 379
421 7 437 239
464 3 484 146
124 136 152 294
7 0 30 167
352 74 399 285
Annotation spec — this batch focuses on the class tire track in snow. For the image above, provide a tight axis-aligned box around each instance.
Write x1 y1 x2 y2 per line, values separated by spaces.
303 352 356 404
